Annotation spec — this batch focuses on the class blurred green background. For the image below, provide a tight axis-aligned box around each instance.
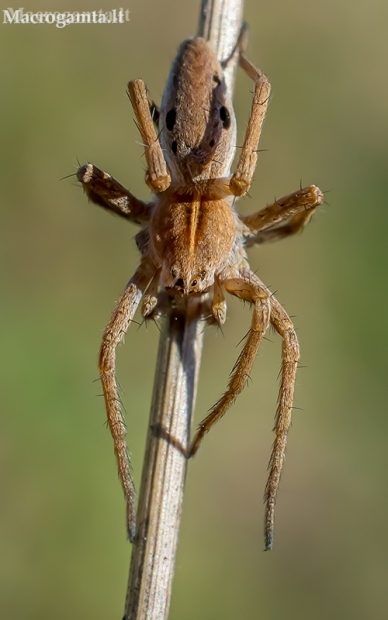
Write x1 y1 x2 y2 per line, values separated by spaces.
1 0 388 618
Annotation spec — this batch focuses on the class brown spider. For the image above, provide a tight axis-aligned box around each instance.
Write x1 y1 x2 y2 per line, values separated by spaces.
77 30 323 549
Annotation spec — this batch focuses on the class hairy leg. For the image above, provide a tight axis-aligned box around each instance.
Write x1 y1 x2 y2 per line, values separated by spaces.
189 269 270 456
240 185 324 246
264 295 300 550
229 42 271 197
99 260 155 541
211 276 227 325
127 79 171 192
142 269 161 317
147 97 160 126
77 163 151 224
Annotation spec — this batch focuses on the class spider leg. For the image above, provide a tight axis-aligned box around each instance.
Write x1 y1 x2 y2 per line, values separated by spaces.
142 269 161 317
229 45 271 197
147 97 160 126
264 295 300 550
99 260 155 541
240 185 324 246
127 79 171 193
77 163 151 224
212 276 227 325
189 269 270 457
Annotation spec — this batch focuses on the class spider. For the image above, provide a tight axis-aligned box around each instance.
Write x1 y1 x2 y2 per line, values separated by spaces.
77 28 323 550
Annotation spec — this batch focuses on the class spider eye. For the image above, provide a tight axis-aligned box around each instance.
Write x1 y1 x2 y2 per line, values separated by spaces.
191 279 197 287
166 109 176 131
220 106 231 129
200 271 207 280
209 139 215 147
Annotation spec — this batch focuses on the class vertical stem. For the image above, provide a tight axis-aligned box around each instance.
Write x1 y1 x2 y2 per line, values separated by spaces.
123 1 244 618
198 0 243 91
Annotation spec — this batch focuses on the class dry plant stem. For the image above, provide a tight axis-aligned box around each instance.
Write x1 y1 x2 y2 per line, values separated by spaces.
123 1 244 619
198 0 243 90
125 304 204 620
